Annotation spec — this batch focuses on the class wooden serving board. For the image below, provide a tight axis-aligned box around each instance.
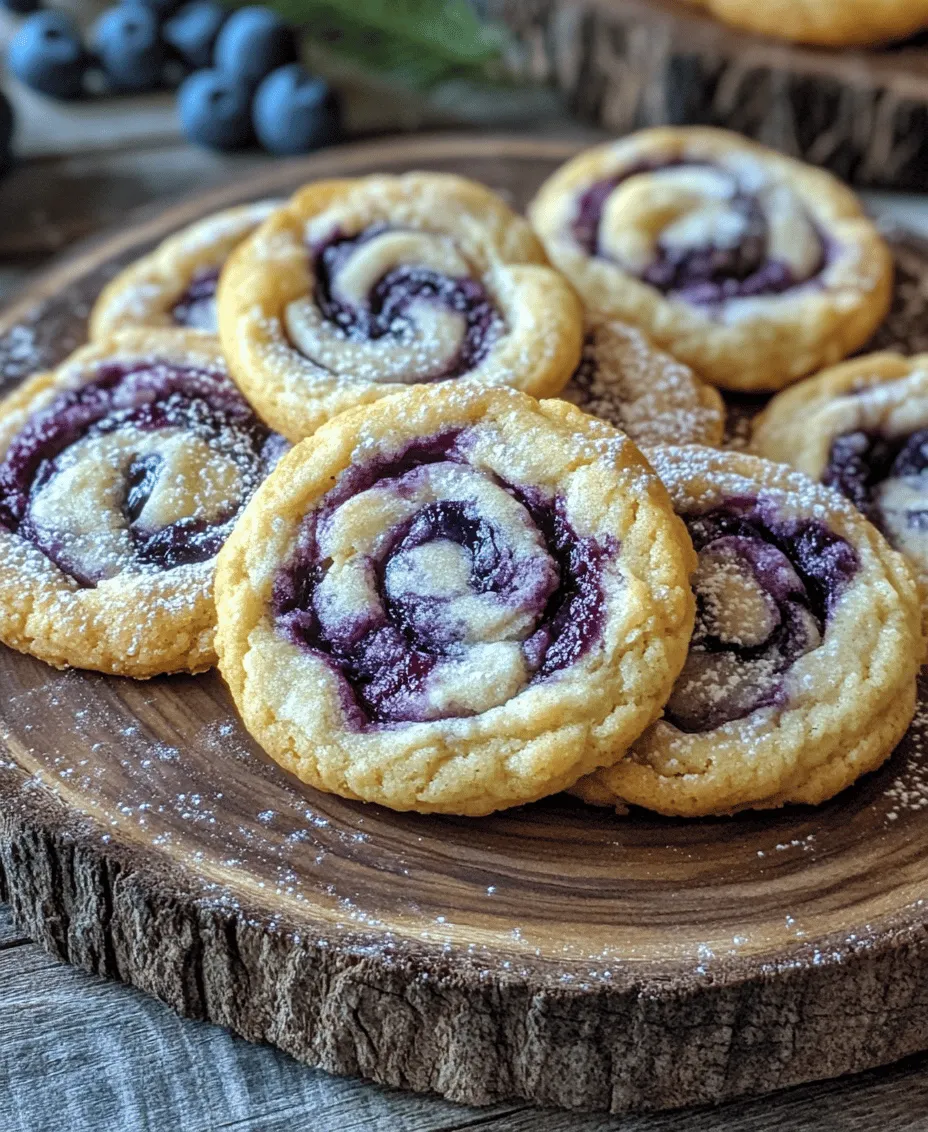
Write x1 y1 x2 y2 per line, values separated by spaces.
490 0 928 191
3 134 928 1116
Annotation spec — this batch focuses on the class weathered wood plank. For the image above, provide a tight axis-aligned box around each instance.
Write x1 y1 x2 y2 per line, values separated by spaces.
0 936 523 1132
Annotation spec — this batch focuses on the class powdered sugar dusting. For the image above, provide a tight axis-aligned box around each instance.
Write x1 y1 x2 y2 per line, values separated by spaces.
561 320 725 447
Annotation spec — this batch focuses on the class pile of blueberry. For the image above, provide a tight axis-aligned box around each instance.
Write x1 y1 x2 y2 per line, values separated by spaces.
3 0 342 154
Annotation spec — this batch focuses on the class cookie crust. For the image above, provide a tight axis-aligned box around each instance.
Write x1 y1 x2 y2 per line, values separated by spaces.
560 319 725 448
90 202 280 340
753 352 928 614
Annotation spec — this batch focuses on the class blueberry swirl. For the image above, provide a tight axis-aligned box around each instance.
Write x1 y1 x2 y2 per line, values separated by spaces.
285 226 505 383
825 430 928 571
569 447 918 820
170 267 221 332
753 355 928 591
0 358 284 587
574 162 825 305
666 499 858 733
215 385 699 814
89 201 280 342
273 433 617 725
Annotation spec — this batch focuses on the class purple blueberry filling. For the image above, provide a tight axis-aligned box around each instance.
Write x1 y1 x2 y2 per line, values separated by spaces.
665 498 858 733
825 429 928 528
572 161 824 304
311 226 503 379
376 500 557 651
0 360 284 586
273 434 618 726
170 266 221 330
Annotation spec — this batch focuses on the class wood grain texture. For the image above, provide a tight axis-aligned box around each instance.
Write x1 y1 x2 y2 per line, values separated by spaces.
3 136 928 1117
489 0 928 190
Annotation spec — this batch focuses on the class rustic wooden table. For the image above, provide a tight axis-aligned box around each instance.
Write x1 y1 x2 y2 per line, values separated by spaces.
4 66 928 1131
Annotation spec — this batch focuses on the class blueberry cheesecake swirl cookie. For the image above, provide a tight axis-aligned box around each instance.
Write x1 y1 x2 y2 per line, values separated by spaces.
217 174 585 442
90 202 280 340
0 329 286 677
215 384 696 816
753 353 928 610
572 447 921 817
560 319 725 448
528 128 892 393
687 0 928 47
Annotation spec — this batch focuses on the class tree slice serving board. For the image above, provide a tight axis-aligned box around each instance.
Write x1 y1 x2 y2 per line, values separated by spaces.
3 135 928 1116
489 0 928 191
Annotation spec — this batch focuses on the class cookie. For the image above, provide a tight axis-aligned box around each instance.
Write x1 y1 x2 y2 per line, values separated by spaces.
687 0 928 47
217 173 585 442
215 384 696 816
560 319 725 448
753 352 928 610
528 128 893 393
89 201 281 340
0 329 286 677
572 446 921 817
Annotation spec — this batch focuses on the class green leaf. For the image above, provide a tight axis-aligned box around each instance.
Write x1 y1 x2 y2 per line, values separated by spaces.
261 0 508 87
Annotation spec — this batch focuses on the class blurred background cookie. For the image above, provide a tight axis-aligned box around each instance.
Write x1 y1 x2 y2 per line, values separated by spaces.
529 128 892 393
684 0 928 46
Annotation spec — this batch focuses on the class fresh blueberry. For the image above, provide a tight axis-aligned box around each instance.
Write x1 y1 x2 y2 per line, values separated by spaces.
253 65 340 156
92 5 166 92
213 7 297 87
7 12 88 100
163 0 226 69
177 68 254 150
0 0 41 14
